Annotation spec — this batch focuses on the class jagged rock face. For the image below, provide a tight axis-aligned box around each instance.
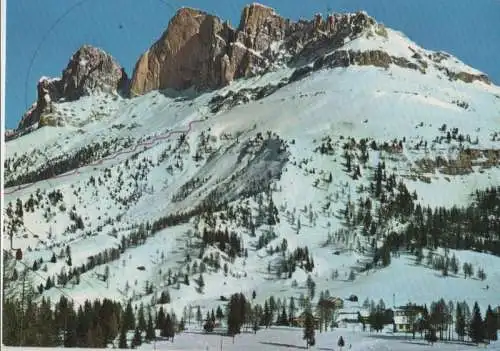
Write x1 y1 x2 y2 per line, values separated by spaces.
288 12 376 66
237 3 288 51
129 4 384 96
19 45 128 129
128 4 300 96
60 45 128 100
18 78 63 128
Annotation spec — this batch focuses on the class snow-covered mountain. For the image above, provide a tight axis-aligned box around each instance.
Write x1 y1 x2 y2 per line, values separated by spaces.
3 3 500 348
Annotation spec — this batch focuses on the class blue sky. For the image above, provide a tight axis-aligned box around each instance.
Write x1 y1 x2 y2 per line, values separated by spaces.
6 0 500 129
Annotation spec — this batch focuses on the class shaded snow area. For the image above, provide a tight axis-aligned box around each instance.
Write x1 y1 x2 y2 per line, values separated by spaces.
3 16 500 351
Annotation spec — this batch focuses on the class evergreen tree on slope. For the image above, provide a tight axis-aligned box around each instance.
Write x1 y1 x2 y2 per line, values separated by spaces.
303 304 315 348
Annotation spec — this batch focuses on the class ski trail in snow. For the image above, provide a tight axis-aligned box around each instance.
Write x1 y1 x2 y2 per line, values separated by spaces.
2 119 204 196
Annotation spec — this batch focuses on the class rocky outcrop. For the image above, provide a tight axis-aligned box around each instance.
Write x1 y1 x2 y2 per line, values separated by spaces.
301 49 428 77
452 71 491 85
129 3 378 96
19 45 128 129
208 80 288 113
433 65 491 85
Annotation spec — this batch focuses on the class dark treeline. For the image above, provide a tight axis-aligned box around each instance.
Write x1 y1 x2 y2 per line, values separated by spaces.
3 289 499 348
3 296 122 347
2 295 181 348
5 139 128 188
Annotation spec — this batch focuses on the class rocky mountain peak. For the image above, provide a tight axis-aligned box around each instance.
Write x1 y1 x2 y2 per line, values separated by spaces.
60 45 128 100
19 45 128 129
238 3 282 34
129 3 377 97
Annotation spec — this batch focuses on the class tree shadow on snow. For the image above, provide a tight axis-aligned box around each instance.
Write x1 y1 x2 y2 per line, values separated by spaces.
401 340 430 346
402 340 478 347
259 341 308 349
367 333 417 341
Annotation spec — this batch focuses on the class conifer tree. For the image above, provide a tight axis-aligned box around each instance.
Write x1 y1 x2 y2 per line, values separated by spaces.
415 247 423 265
263 300 271 327
227 293 246 338
118 325 128 349
450 254 459 275
455 303 466 341
277 305 288 326
381 244 391 267
269 296 277 315
196 306 202 325
345 152 352 173
306 275 316 299
425 328 437 344
138 303 146 331
45 276 54 290
303 304 315 348
124 301 135 331
468 302 484 344
197 273 205 293
203 312 215 332
289 297 296 323
485 305 498 341
164 313 176 341
178 318 185 332
86 327 95 348
145 312 155 341
156 307 165 330
477 268 487 281
216 306 224 321
348 270 356 281
93 324 104 348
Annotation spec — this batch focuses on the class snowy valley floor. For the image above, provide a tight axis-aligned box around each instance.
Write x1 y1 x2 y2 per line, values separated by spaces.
3 326 500 350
